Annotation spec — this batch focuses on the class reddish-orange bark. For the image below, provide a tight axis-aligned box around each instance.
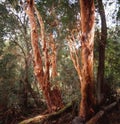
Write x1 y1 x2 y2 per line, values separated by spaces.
49 34 57 78
79 0 95 119
68 0 96 120
25 0 63 112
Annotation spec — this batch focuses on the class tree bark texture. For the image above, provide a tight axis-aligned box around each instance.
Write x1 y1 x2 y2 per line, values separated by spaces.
97 0 107 105
25 0 63 112
79 0 95 119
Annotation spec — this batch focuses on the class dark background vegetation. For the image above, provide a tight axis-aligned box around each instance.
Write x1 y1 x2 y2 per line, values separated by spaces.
0 0 120 124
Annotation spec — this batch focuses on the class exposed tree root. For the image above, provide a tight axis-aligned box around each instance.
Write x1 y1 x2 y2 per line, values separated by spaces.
19 100 76 124
19 100 119 124
86 101 118 124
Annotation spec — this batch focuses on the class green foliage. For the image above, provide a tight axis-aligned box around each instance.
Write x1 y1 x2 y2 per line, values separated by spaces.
0 1 34 110
37 0 79 37
105 29 120 87
117 0 120 21
57 46 80 103
0 52 20 107
0 0 120 117
0 4 8 41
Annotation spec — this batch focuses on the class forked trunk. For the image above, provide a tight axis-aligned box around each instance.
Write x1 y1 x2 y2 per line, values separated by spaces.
25 0 63 112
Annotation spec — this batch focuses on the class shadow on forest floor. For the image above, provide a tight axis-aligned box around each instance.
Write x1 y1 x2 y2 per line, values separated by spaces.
42 100 120 124
0 97 120 124
97 105 120 124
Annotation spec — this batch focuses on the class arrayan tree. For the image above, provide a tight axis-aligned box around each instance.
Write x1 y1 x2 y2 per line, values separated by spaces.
68 0 95 119
24 0 63 112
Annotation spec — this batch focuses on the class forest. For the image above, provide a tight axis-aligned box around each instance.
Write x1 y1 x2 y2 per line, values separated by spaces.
0 0 120 124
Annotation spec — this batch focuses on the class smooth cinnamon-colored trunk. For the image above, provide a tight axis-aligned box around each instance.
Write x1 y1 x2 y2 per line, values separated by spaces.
25 0 63 112
68 0 95 120
79 0 95 119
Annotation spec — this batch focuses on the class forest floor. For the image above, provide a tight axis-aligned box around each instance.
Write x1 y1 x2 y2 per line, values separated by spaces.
102 106 120 124
40 103 120 124
0 98 120 124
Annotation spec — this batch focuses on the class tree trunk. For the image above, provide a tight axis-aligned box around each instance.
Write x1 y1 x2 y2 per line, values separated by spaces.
97 0 107 105
79 0 95 119
24 0 63 112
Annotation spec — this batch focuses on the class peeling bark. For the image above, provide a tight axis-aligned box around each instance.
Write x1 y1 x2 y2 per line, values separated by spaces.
25 0 63 112
49 34 57 78
68 0 95 119
79 0 95 119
